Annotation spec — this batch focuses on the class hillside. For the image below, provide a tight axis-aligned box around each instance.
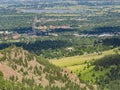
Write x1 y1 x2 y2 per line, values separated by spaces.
0 46 93 90
50 49 115 67
50 48 120 90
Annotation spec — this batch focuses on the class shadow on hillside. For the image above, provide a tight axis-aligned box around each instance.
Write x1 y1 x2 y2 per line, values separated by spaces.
0 40 72 54
49 28 75 33
81 26 120 34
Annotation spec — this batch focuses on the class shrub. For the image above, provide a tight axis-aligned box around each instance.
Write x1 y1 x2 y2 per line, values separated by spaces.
0 71 3 77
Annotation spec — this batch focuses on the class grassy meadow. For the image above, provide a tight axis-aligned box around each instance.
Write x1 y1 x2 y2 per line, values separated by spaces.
50 48 120 83
50 49 116 67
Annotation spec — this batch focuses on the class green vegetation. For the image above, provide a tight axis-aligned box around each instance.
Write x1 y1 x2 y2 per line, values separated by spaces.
0 46 90 90
50 49 115 67
51 48 120 90
1 36 118 59
0 0 120 34
0 0 120 89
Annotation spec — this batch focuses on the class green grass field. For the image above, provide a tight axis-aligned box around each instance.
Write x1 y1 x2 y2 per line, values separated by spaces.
50 49 115 67
50 48 120 83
